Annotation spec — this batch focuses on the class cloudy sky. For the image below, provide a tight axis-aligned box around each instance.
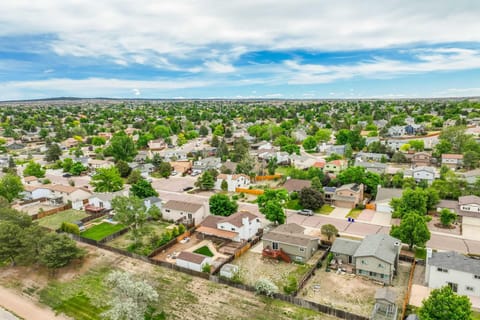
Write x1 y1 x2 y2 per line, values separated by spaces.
1 1 480 100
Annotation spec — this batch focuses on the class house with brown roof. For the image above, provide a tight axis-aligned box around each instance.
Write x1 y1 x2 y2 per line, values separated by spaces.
332 183 364 208
175 251 212 272
214 174 250 192
262 223 318 263
459 195 480 217
162 200 209 225
148 138 167 156
170 160 192 174
196 211 261 242
23 176 40 185
441 154 463 169
62 137 80 149
23 184 91 209
282 178 312 193
411 152 432 168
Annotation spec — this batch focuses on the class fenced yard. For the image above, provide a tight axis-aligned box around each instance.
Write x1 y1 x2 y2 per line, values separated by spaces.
299 261 411 317
81 222 126 241
36 209 89 230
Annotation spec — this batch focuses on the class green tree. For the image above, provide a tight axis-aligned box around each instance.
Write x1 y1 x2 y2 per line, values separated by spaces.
409 140 425 151
314 128 332 142
0 174 24 202
390 212 430 250
209 194 238 216
151 125 171 139
221 180 228 191
298 187 324 210
91 136 106 146
158 162 172 178
44 143 62 162
91 166 124 192
418 286 472 320
267 157 277 175
391 188 429 218
176 133 187 146
115 160 132 178
127 169 143 185
131 180 158 199
195 171 215 190
107 132 137 162
302 136 318 151
258 189 288 224
463 150 479 170
440 208 457 227
69 162 86 176
39 233 84 270
311 176 323 191
321 224 338 241
112 196 148 245
23 161 45 178
0 221 23 265
199 125 209 137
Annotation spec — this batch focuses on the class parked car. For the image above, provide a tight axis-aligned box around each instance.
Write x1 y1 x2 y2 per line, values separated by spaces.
62 173 72 178
297 209 313 216
183 186 193 192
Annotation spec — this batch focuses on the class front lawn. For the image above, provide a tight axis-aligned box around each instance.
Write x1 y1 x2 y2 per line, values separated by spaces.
347 208 363 218
193 246 214 257
285 199 302 210
81 222 126 241
316 204 334 215
37 209 89 230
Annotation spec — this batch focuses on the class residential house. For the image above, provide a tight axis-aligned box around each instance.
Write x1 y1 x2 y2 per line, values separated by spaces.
387 126 406 137
197 211 261 242
87 190 127 212
324 159 348 174
326 145 346 156
148 138 167 155
257 151 290 165
312 160 326 169
134 151 148 164
354 159 387 174
323 186 336 204
292 129 308 142
62 137 79 149
412 166 436 184
366 137 381 146
375 187 403 214
290 155 317 170
332 183 364 208
262 223 319 263
251 141 272 150
176 251 212 273
220 160 238 174
425 250 480 297
355 152 389 162
441 154 464 169
163 150 188 162
411 152 432 168
215 174 251 192
162 200 209 225
170 160 193 174
143 196 162 210
458 195 480 217
97 132 112 141
192 157 222 173
282 178 312 193
22 185 52 201
374 120 388 129
461 169 480 184
330 234 401 285
124 127 137 136
23 184 91 209
88 159 114 169
7 142 25 150
443 119 458 128
23 176 40 185
384 139 409 151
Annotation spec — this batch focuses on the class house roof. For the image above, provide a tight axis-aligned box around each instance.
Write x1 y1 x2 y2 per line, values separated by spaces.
282 179 312 192
91 190 126 202
176 251 209 265
262 223 317 247
331 238 361 256
336 183 362 193
46 184 80 194
144 196 161 204
353 234 400 264
323 186 337 193
437 200 460 214
163 200 203 213
413 166 435 174
459 195 480 206
327 159 346 166
375 188 403 203
217 173 249 181
313 161 325 168
375 288 397 304
200 215 223 228
221 211 257 228
442 154 464 159
461 169 480 178
428 251 480 275
195 225 237 240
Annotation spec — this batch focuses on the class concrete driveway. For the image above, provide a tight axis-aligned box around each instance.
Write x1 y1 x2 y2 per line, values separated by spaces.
329 207 350 219
461 217 480 241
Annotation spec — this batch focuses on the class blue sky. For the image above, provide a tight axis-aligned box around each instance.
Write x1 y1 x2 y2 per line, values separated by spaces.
1 1 480 100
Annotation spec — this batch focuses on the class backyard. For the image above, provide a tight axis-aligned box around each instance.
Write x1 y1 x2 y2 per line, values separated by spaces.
36 209 89 230
81 222 126 241
299 261 411 317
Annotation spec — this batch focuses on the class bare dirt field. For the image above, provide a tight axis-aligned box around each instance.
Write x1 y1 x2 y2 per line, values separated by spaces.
0 243 332 320
299 261 411 317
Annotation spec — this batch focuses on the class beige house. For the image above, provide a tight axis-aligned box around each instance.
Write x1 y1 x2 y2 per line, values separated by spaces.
148 138 167 155
332 183 364 208
214 174 250 192
441 154 463 169
197 211 261 243
330 234 401 285
262 223 318 263
170 160 192 174
162 200 209 225
324 159 348 174
411 152 432 168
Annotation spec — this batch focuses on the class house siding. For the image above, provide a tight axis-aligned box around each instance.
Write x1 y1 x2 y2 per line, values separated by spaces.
355 256 394 284
426 266 480 297
262 239 316 262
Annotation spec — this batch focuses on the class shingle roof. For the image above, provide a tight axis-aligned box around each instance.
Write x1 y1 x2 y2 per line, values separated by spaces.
331 238 361 256
222 211 257 228
176 251 208 264
163 200 203 213
442 154 464 159
144 196 161 204
200 215 223 229
428 251 480 275
459 195 480 206
375 188 403 203
282 179 312 192
353 234 400 264
91 190 126 202
263 223 317 247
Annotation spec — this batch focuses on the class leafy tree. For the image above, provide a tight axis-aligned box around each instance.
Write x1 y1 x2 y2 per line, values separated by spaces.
463 150 479 170
337 166 382 196
344 143 353 159
314 128 331 142
107 132 137 162
44 143 62 162
230 137 250 162
258 189 287 224
391 188 429 218
127 169 143 185
302 136 318 151
151 153 162 169
221 180 228 191
235 154 255 176
390 212 430 250
62 157 73 172
70 162 87 176
151 125 171 139
0 221 23 265
211 135 219 147
281 144 300 155
112 196 148 245
91 136 106 146
115 160 132 178
91 167 124 192
409 140 425 151
176 133 187 146
195 171 215 190
209 194 238 216
440 208 457 227
199 125 209 137
418 286 472 320
131 180 158 199
38 233 84 269
391 152 408 163
321 224 338 241
102 271 159 320
23 161 45 178
335 129 365 150
267 157 277 175
311 176 323 191
158 162 172 178
0 174 24 202
298 187 324 210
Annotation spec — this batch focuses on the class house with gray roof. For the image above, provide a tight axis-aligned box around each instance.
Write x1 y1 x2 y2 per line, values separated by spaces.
375 187 403 214
162 200 209 225
354 159 387 174
425 249 480 297
330 234 401 284
87 190 128 211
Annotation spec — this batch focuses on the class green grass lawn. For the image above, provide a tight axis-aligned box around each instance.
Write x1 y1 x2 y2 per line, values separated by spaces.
107 220 171 250
81 222 126 241
285 199 302 210
473 311 480 320
347 208 363 218
193 246 214 257
415 247 427 260
316 204 334 215
37 209 89 230
275 167 290 176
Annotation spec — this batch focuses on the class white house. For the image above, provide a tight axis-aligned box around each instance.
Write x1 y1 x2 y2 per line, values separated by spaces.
175 251 212 272
459 195 480 216
143 196 162 210
23 185 51 200
87 190 127 211
162 200 209 225
425 249 480 297
214 174 251 192
408 166 436 184
384 139 409 151
441 154 464 169
197 211 261 242
22 184 91 209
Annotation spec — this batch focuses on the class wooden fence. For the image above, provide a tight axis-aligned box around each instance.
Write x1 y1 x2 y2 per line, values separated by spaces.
255 174 282 181
235 188 264 195
293 248 330 296
31 204 72 220
80 212 107 224
401 260 416 320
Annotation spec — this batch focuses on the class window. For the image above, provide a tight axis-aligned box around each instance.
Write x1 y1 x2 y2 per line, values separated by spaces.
299 247 305 252
437 267 448 273
361 260 367 265
378 264 384 268
165 209 170 213
466 286 474 291
295 256 303 261
231 228 235 231
272 242 279 250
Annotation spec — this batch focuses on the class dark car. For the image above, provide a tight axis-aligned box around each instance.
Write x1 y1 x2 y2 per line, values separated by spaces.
62 173 72 178
297 209 314 216
183 186 193 192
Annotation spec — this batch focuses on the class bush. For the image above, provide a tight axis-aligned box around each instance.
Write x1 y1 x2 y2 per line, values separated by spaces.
255 278 279 297
60 222 80 235
356 204 365 210
326 252 334 270
171 226 179 237
283 275 298 295
290 191 298 200
178 223 186 234
202 263 211 273
232 195 239 201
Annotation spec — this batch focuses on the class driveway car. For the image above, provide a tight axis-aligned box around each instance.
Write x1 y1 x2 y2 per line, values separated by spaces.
297 209 313 216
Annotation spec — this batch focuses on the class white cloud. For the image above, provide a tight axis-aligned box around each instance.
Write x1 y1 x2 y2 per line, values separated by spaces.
132 88 141 96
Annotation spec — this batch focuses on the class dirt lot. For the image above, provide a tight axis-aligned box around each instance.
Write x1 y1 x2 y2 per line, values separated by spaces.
299 261 411 317
14 203 62 216
0 243 331 320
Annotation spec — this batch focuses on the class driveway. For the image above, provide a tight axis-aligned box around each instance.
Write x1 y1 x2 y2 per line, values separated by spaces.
329 207 350 219
370 211 392 226
461 217 480 241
